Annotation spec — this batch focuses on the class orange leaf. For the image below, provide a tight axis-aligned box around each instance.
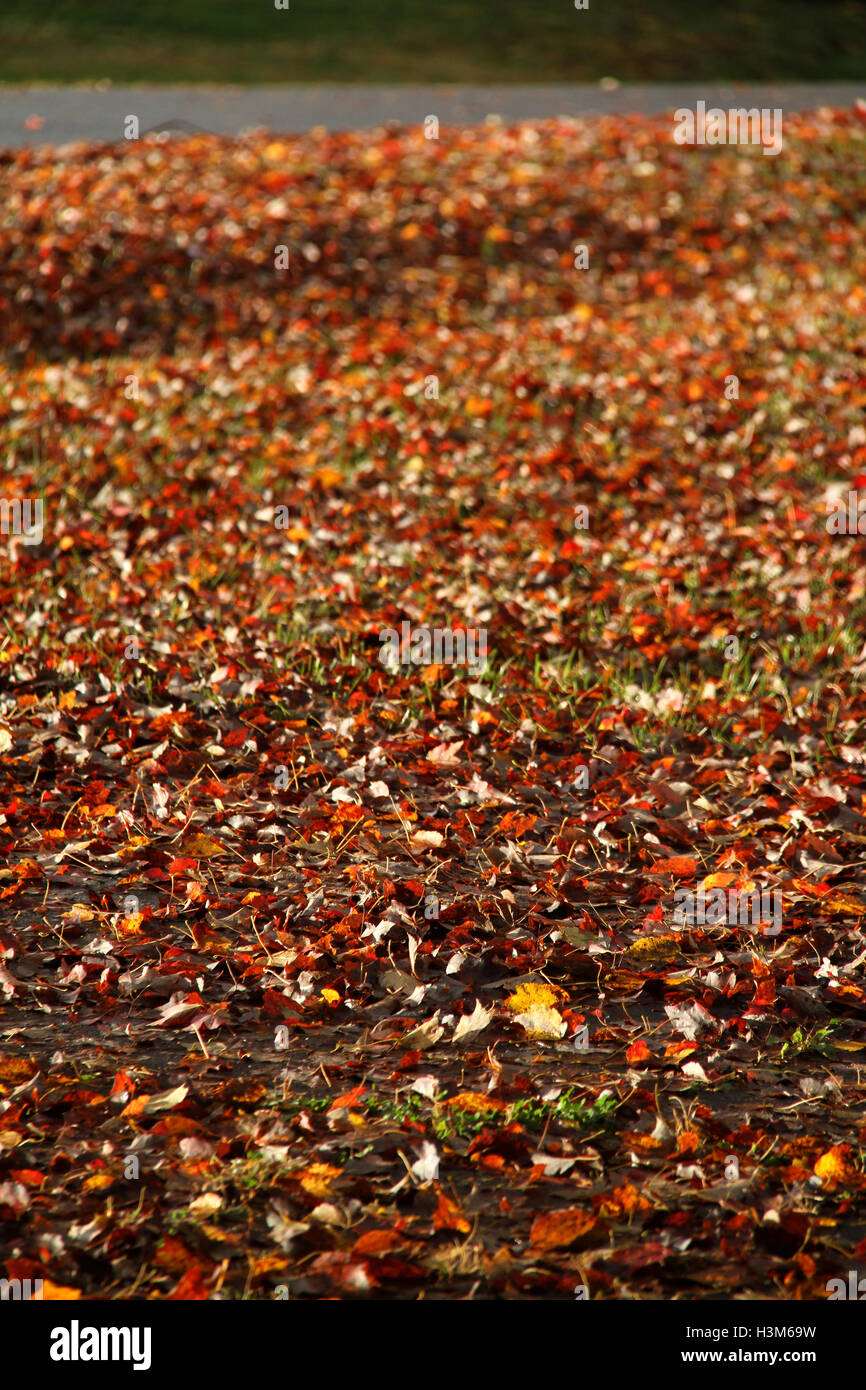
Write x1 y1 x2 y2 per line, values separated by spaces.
600 1183 652 1217
82 1173 113 1192
119 1095 151 1121
179 833 227 860
169 1267 212 1300
647 856 698 877
298 1162 341 1198
529 1207 596 1251
313 467 344 489
433 1186 471 1235
8 1168 43 1188
442 1091 506 1115
328 1083 366 1112
353 1229 404 1257
39 1279 82 1301
0 1056 38 1084
700 871 739 889
814 1147 855 1188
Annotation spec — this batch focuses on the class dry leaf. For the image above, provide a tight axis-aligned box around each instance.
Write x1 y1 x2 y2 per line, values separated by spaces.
452 999 493 1042
402 1013 445 1049
513 1005 567 1040
179 833 227 859
410 830 445 850
529 1207 597 1251
141 1084 189 1115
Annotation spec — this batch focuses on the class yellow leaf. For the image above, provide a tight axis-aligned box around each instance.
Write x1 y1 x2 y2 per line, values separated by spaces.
62 903 96 924
814 1147 854 1187
83 1174 114 1192
506 981 567 1013
441 1092 504 1115
119 835 150 859
824 894 866 916
180 833 227 859
625 935 684 968
700 871 746 890
298 1163 341 1199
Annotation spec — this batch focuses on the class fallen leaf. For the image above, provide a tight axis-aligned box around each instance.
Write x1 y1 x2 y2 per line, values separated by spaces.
401 1013 445 1049
513 1005 567 1040
410 1141 439 1183
409 830 445 850
506 981 567 1013
529 1207 597 1251
179 833 228 859
141 1084 189 1115
452 999 493 1042
433 1185 471 1234
647 856 699 877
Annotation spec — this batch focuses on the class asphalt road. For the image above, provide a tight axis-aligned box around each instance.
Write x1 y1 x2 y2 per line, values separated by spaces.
0 82 863 147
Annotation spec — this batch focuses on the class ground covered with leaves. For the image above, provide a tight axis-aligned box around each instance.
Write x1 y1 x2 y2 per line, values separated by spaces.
1 108 866 1300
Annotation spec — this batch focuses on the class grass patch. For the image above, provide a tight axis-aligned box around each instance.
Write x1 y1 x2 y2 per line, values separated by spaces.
0 0 864 82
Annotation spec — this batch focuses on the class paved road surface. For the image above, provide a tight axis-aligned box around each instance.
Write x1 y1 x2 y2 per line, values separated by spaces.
0 83 862 147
